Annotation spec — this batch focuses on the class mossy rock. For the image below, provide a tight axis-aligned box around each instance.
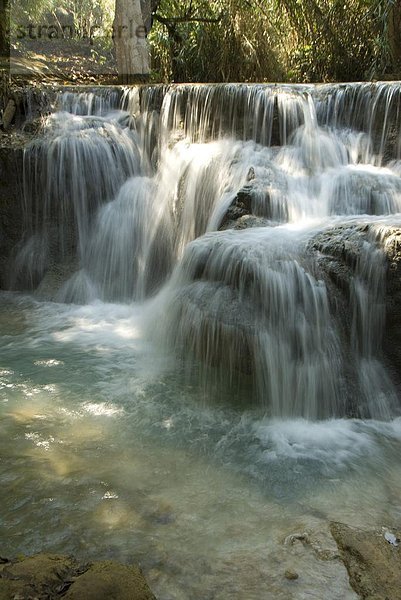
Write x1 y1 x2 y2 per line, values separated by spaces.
331 522 401 600
0 553 156 600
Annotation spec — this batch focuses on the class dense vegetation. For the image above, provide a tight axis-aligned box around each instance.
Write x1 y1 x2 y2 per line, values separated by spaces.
4 0 401 82
149 0 401 82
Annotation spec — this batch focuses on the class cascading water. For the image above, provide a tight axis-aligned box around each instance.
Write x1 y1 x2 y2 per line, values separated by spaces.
11 109 142 291
3 82 401 599
9 83 401 419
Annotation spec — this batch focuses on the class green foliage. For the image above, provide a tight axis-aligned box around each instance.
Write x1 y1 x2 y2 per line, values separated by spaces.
149 0 285 82
149 0 401 83
283 0 375 81
8 0 401 82
69 0 115 37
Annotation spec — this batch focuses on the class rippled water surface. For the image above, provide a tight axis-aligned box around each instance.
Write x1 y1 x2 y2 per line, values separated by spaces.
2 291 401 599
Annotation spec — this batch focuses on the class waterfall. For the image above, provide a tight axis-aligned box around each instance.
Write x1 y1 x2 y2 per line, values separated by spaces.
11 82 401 419
153 225 344 419
11 105 142 291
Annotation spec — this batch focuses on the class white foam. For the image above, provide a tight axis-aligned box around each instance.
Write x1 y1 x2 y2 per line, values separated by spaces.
253 418 381 469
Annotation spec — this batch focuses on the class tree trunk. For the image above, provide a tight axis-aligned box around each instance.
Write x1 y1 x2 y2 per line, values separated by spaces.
114 0 150 84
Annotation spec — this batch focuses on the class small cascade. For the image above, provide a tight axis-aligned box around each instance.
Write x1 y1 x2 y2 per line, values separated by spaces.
154 84 312 146
154 226 344 419
11 107 142 291
56 88 123 115
121 86 165 166
11 81 401 419
81 176 173 302
350 230 396 419
315 82 401 162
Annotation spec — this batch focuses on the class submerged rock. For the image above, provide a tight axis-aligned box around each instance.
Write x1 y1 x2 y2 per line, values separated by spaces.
331 522 401 600
284 569 299 580
0 553 156 600
63 561 156 600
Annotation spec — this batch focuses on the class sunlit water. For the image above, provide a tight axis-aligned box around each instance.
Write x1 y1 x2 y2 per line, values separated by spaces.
2 292 401 599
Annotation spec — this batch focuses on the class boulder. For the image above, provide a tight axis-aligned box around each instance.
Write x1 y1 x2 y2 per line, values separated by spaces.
63 561 156 600
0 553 156 600
331 522 401 600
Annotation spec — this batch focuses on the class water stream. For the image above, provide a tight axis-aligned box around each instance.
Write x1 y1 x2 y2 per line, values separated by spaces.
2 82 401 598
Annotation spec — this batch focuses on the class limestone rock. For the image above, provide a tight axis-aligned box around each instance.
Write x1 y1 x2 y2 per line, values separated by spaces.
64 561 156 600
308 223 367 293
309 222 401 390
331 521 401 600
284 569 299 580
0 553 78 599
0 553 156 600
232 215 270 230
219 185 253 230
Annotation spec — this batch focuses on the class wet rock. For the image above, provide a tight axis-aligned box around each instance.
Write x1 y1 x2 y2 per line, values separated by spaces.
284 532 310 546
23 117 45 135
219 185 253 230
0 142 25 289
64 561 156 600
0 553 156 600
165 280 255 377
247 166 256 181
33 260 79 301
376 225 401 384
308 224 367 293
309 222 401 391
144 501 176 525
1 99 17 131
218 181 284 231
0 553 79 599
331 521 401 600
284 569 299 580
219 168 288 231
232 215 270 230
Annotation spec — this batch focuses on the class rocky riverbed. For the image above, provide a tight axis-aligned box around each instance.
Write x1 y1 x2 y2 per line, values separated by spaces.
1 523 401 599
